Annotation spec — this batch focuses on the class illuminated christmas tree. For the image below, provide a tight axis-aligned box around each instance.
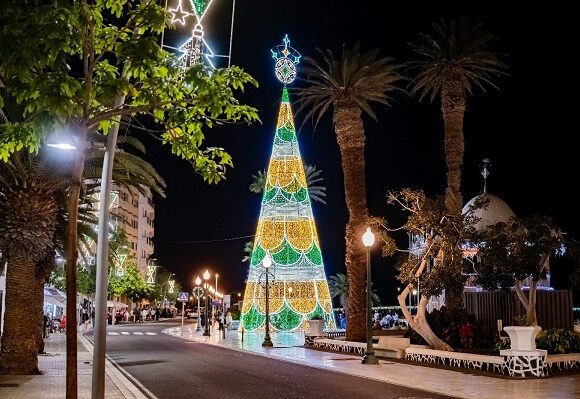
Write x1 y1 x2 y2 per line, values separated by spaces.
241 36 336 332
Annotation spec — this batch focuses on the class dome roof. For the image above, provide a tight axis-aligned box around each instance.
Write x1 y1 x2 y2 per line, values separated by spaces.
462 193 516 230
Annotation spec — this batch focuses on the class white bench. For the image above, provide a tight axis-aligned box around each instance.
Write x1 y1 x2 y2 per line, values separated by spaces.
313 338 367 355
406 347 505 374
374 336 410 359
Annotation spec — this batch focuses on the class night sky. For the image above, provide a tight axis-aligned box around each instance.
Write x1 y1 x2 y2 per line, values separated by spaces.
140 1 577 305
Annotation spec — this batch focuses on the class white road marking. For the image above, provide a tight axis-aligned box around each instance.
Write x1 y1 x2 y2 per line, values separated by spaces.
133 332 144 335
145 332 157 335
121 332 130 335
107 332 119 335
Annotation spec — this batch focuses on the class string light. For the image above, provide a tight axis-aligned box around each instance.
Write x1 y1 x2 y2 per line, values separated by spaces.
241 36 335 332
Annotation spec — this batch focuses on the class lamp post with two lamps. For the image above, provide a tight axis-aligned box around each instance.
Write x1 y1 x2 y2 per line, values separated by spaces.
260 254 274 347
362 227 378 365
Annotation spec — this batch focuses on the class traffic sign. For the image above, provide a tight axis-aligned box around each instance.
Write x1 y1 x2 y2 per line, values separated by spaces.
192 286 204 299
178 292 190 302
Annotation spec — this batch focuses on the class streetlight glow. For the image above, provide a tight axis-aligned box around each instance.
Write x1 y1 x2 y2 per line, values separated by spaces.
195 276 201 286
263 253 272 268
203 269 210 280
47 142 77 150
362 227 375 247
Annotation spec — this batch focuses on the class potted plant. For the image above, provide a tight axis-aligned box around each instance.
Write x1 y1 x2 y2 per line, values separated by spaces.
308 316 324 335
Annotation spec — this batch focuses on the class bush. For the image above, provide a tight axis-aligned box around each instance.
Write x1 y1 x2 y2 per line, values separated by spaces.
536 328 580 354
494 328 580 354
228 307 241 320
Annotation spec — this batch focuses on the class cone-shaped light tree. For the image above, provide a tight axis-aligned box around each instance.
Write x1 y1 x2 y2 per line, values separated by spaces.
241 36 335 332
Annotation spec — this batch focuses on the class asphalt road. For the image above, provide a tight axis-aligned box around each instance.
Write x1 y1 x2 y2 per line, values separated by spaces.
86 321 451 399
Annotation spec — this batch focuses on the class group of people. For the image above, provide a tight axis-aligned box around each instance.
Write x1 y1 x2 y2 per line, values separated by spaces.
42 312 67 337
129 307 161 323
374 311 405 330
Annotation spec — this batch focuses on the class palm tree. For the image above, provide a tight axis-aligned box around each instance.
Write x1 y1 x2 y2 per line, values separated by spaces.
0 136 166 374
241 241 254 263
328 272 380 321
408 17 507 309
0 152 63 374
296 43 403 341
249 163 327 204
409 17 508 217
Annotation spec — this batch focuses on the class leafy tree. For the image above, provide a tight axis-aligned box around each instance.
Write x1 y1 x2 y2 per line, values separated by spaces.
108 260 145 300
370 188 481 351
249 163 327 204
296 43 403 341
472 215 566 326
0 0 259 388
408 17 508 309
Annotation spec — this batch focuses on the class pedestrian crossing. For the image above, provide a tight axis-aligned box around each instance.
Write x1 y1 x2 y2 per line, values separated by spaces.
107 331 158 336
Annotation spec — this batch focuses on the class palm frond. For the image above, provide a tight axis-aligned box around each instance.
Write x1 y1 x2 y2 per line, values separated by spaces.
249 169 267 194
294 43 404 131
408 16 509 102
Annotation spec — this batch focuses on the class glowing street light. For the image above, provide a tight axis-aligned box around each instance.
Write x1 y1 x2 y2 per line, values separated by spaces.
362 227 378 365
261 253 273 347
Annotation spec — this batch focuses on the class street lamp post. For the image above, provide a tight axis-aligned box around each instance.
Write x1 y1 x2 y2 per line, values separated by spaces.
261 253 273 347
362 227 378 365
203 270 211 336
195 276 202 331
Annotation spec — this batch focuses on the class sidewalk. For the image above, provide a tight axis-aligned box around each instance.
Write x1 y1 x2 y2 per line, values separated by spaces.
0 328 147 399
165 323 580 399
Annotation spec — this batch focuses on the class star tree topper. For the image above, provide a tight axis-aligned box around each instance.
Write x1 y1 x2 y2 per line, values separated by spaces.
271 34 301 85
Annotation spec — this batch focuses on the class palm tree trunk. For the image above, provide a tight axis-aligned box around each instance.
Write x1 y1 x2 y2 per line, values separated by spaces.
0 250 42 374
333 104 368 342
441 76 466 311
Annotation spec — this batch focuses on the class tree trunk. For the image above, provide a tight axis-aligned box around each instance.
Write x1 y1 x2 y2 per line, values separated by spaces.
398 292 453 351
333 103 368 342
66 121 88 399
0 250 42 374
441 74 466 311
35 277 45 355
527 280 538 326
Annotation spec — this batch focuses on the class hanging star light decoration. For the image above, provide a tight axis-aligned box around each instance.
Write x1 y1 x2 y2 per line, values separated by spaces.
115 253 127 277
165 0 219 73
168 0 192 25
271 34 301 85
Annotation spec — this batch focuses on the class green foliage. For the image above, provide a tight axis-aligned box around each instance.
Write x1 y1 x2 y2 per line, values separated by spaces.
408 16 508 102
495 329 580 354
228 307 241 321
328 272 380 308
375 189 470 299
249 163 327 204
472 215 566 290
296 43 404 128
536 329 580 354
0 0 260 184
241 240 254 263
108 260 145 299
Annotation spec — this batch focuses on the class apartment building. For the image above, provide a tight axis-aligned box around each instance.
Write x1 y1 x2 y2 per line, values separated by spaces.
110 185 155 275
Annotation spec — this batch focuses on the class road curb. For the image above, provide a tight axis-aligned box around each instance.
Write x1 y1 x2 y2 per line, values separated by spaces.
79 333 158 399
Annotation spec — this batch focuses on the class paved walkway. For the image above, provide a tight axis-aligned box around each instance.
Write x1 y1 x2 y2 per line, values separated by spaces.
0 327 147 399
2 321 579 398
